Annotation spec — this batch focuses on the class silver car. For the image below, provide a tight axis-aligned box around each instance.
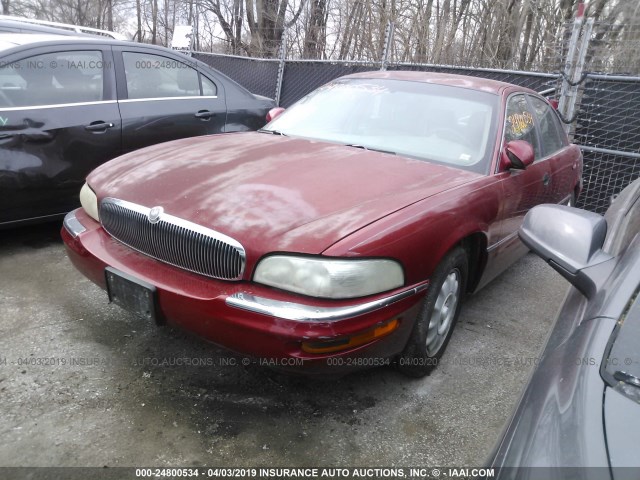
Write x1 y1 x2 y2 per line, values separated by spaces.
488 178 640 480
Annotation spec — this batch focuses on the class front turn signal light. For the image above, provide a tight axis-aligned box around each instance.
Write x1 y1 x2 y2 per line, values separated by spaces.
301 318 400 354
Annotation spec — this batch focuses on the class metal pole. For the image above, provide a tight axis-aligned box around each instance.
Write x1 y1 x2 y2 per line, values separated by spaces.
579 145 640 160
275 30 287 106
380 21 395 71
558 16 583 122
565 17 593 136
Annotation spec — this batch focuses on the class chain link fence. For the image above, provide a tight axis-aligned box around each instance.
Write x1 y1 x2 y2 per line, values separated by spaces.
386 64 556 91
558 19 640 213
277 60 556 107
279 61 377 107
574 76 640 213
575 77 640 153
192 17 639 214
193 53 280 99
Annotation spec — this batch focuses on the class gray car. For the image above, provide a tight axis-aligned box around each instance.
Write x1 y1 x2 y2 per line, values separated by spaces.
487 178 640 480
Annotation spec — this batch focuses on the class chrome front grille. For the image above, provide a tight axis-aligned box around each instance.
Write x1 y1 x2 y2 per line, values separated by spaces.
100 198 246 280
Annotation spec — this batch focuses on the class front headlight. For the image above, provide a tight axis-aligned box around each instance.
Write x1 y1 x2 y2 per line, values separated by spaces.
253 255 404 299
80 182 99 221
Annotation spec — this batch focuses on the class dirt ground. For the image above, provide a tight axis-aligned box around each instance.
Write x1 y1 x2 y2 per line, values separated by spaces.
0 221 568 468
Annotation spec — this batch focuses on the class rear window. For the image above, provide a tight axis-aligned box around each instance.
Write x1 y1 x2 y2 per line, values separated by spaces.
122 51 203 99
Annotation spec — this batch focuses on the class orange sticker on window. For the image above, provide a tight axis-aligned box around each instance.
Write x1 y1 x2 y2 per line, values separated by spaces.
508 111 534 136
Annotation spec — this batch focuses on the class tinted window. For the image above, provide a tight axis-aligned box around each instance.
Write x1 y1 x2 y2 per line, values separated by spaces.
604 286 640 404
122 52 201 99
529 96 567 156
0 50 104 108
201 75 217 96
505 94 540 160
265 79 498 174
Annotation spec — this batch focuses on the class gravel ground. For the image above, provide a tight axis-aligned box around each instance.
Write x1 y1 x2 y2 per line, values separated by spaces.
0 221 568 468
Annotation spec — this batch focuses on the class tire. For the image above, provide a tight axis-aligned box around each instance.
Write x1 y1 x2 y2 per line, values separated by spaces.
396 246 468 378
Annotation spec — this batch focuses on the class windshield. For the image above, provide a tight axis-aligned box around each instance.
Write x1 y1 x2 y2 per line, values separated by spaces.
264 78 499 174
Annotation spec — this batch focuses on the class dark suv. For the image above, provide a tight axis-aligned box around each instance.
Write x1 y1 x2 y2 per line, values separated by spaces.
0 34 274 226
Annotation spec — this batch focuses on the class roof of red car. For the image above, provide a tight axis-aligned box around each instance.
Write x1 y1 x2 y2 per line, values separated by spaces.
342 70 535 95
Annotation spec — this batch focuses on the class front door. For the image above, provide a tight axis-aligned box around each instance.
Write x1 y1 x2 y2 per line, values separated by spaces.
528 94 577 204
0 46 121 224
480 93 551 286
497 93 551 239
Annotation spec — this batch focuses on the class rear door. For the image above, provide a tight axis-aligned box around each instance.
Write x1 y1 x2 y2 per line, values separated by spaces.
113 47 227 154
528 94 578 204
0 44 121 224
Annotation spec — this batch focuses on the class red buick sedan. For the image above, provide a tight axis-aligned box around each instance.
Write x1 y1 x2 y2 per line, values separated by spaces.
62 71 582 376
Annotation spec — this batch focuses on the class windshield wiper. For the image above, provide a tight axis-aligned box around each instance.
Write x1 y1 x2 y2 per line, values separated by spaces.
258 128 287 136
614 370 640 388
344 144 396 155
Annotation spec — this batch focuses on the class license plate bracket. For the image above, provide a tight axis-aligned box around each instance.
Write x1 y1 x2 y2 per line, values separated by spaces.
105 267 163 325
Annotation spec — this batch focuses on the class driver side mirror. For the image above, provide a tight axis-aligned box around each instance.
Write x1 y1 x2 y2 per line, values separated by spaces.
266 107 285 123
501 140 535 171
519 205 615 299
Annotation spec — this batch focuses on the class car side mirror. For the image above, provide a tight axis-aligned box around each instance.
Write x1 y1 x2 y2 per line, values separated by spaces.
519 205 616 299
266 107 285 123
501 140 535 171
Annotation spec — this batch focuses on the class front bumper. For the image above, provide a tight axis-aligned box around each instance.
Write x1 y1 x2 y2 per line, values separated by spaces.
62 209 427 374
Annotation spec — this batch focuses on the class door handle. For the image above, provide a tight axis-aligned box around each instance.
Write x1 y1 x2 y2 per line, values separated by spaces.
542 172 551 186
85 121 114 132
195 110 214 120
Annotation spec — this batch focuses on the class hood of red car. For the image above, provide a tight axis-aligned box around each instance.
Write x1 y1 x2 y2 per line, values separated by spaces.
89 132 479 256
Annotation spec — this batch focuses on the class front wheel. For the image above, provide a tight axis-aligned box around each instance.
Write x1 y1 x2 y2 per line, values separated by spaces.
396 247 468 378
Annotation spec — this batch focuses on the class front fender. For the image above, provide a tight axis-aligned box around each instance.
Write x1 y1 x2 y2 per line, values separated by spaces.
322 180 500 286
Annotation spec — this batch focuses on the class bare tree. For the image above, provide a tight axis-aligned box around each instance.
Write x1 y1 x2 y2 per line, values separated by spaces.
151 0 158 44
303 0 328 58
135 0 143 41
7 0 640 74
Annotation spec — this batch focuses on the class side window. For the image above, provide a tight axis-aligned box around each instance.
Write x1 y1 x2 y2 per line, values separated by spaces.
201 75 217 96
0 50 104 108
550 110 569 145
528 96 567 156
122 52 201 99
504 94 540 160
